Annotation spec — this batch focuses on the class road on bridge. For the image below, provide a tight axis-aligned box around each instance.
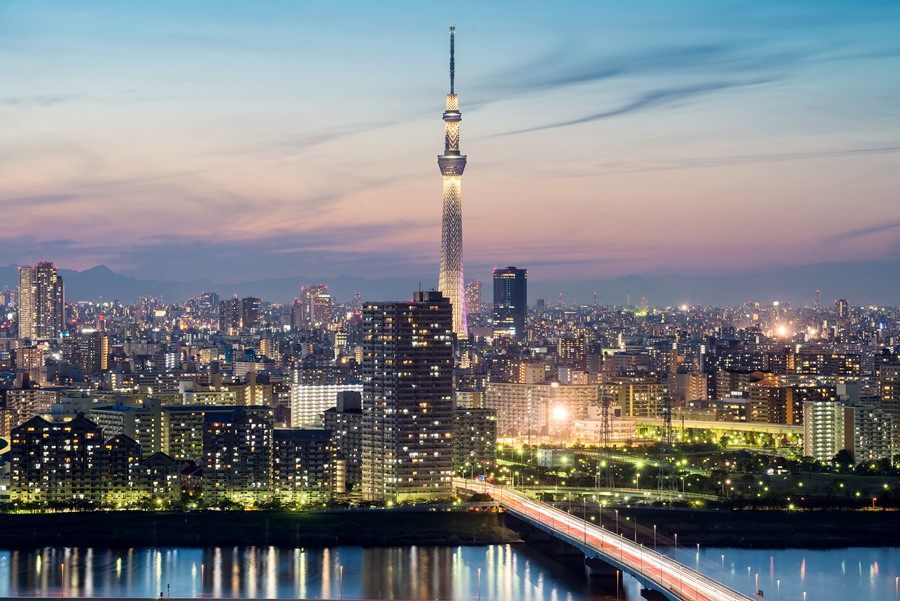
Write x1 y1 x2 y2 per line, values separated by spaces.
456 478 751 601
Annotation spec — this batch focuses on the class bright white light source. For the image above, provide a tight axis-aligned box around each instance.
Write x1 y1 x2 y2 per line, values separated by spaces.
551 405 569 422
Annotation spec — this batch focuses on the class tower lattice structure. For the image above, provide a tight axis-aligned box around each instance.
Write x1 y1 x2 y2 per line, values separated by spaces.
437 26 468 340
597 390 615 489
657 394 677 499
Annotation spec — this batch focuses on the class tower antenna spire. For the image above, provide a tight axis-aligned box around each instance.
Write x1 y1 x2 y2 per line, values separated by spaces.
449 25 455 94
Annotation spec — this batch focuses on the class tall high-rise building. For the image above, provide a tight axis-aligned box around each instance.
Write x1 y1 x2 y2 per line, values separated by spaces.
218 296 260 334
300 284 333 327
835 298 849 319
879 364 900 449
17 261 65 340
219 297 242 335
464 280 482 316
241 296 261 330
73 329 109 376
437 26 468 340
492 266 527 339
361 291 455 502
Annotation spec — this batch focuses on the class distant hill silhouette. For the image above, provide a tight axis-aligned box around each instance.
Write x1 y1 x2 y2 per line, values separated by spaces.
0 260 897 306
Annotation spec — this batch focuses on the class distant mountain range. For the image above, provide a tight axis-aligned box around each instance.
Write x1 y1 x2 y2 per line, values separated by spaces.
0 260 897 306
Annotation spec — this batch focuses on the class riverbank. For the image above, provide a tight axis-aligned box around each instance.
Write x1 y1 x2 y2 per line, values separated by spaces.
2 506 896 550
0 510 519 548
615 507 900 548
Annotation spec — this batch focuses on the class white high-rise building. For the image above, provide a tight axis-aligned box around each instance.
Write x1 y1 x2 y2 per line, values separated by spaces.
290 379 362 428
803 400 893 463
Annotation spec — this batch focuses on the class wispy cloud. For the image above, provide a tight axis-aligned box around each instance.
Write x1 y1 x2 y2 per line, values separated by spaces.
0 192 79 210
498 80 769 136
584 144 900 177
832 218 900 242
0 94 77 107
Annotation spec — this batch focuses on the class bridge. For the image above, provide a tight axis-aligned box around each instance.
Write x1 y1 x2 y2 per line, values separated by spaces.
455 478 751 601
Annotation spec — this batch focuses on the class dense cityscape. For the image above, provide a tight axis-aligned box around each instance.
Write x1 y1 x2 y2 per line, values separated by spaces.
3 3 900 600
2 259 899 514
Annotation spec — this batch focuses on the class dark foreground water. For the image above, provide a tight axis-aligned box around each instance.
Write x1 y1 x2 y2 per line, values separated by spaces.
0 545 898 600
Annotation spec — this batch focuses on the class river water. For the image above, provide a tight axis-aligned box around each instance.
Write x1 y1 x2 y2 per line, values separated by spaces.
0 545 897 600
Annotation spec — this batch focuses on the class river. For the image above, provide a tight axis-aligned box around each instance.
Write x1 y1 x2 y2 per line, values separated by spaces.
0 545 897 600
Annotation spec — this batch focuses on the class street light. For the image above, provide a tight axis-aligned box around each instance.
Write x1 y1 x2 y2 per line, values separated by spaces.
582 497 587 544
653 524 657 550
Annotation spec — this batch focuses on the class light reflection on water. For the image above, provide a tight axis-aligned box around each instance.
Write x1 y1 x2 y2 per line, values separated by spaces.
0 545 897 600
0 545 622 600
693 547 900 601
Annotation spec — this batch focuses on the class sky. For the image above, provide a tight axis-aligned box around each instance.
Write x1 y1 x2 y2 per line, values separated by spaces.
2 1 900 286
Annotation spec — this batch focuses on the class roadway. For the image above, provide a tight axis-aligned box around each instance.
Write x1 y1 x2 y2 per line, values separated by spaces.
456 478 751 601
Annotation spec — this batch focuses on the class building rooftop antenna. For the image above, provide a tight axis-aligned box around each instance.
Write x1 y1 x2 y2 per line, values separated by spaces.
449 25 455 94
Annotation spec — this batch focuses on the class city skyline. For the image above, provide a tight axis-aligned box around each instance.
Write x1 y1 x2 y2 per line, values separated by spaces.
3 1 900 287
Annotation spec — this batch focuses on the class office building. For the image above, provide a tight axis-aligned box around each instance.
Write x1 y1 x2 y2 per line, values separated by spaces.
492 266 527 339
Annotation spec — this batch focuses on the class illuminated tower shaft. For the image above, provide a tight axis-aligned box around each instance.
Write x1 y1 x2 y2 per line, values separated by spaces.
438 26 468 340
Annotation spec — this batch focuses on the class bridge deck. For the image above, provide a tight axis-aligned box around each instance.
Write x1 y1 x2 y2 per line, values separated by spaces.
455 479 750 601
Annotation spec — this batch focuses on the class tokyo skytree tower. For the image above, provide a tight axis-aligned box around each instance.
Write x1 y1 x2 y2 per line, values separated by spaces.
437 26 468 340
